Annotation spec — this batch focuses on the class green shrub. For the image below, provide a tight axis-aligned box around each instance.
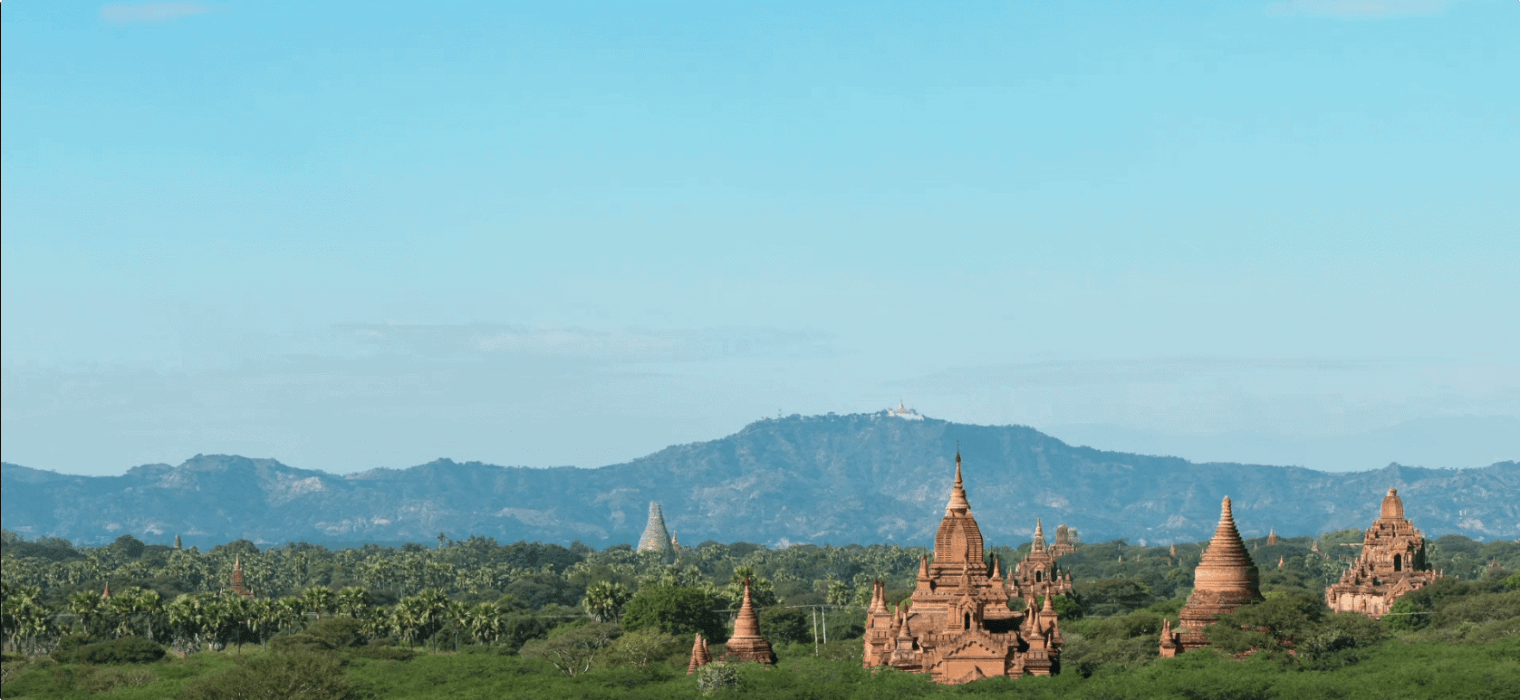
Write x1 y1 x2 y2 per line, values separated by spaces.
1080 578 1155 617
350 639 416 661
269 616 374 655
623 584 727 642
759 607 814 645
1206 593 1327 661
1432 591 1520 628
695 661 740 695
1299 612 1387 669
519 622 621 677
179 652 358 700
75 666 158 693
59 636 167 665
269 632 330 654
307 617 368 648
604 627 687 669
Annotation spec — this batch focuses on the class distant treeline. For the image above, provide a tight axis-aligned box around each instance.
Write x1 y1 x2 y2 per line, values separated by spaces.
3 528 1517 699
4 528 1516 612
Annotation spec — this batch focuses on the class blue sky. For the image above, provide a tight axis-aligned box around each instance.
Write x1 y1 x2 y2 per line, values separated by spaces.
3 0 1517 475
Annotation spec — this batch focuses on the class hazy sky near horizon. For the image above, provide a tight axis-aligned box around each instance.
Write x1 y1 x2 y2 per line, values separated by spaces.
3 1 1517 476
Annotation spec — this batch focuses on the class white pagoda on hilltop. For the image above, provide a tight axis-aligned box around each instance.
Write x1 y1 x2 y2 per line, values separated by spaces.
887 401 924 420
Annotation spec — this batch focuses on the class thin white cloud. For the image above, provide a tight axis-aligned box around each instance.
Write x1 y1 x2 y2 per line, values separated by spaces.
335 323 836 364
1267 0 1450 16
99 2 212 24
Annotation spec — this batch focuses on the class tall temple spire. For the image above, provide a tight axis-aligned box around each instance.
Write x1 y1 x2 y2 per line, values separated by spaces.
1032 519 1047 552
946 450 971 514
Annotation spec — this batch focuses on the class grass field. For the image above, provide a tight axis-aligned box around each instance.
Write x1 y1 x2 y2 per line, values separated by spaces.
4 635 1517 700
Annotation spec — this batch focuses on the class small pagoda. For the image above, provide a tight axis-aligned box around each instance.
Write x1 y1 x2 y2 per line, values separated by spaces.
721 578 776 664
227 557 255 598
686 634 713 674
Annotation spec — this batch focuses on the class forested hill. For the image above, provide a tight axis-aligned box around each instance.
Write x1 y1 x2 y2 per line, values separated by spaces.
3 412 1516 548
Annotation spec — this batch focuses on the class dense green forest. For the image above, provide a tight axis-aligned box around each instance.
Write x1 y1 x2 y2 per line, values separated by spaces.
3 528 1517 699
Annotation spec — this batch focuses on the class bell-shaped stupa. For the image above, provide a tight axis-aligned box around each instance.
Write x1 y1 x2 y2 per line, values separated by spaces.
1160 496 1262 656
636 502 674 554
721 579 776 664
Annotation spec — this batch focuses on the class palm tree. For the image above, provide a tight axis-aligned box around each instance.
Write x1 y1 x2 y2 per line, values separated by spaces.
134 588 164 642
302 587 336 621
444 600 470 651
827 581 851 606
66 590 101 637
274 597 303 636
582 581 632 623
467 602 505 647
246 598 278 647
335 587 370 618
165 594 206 653
391 596 427 649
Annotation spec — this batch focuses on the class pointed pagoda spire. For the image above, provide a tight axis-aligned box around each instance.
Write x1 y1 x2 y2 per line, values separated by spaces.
1278 556 1285 568
721 578 775 663
1032 518 1047 552
687 634 711 674
101 582 112 598
946 450 971 514
1179 495 1263 634
735 578 760 637
1200 497 1252 565
228 556 254 598
1159 617 1178 657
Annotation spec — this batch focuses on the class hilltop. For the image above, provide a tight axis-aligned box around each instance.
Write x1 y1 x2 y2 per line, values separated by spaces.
2 412 1515 547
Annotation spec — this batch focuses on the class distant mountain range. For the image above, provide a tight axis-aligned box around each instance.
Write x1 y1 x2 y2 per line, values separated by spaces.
3 412 1516 548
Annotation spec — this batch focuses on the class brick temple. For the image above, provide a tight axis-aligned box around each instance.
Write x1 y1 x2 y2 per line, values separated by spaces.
1010 519 1075 598
1325 489 1441 618
863 453 1063 683
1160 496 1262 657
227 557 255 598
1050 524 1078 558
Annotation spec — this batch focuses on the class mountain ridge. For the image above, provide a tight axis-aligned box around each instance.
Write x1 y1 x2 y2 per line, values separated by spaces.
3 412 1516 548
